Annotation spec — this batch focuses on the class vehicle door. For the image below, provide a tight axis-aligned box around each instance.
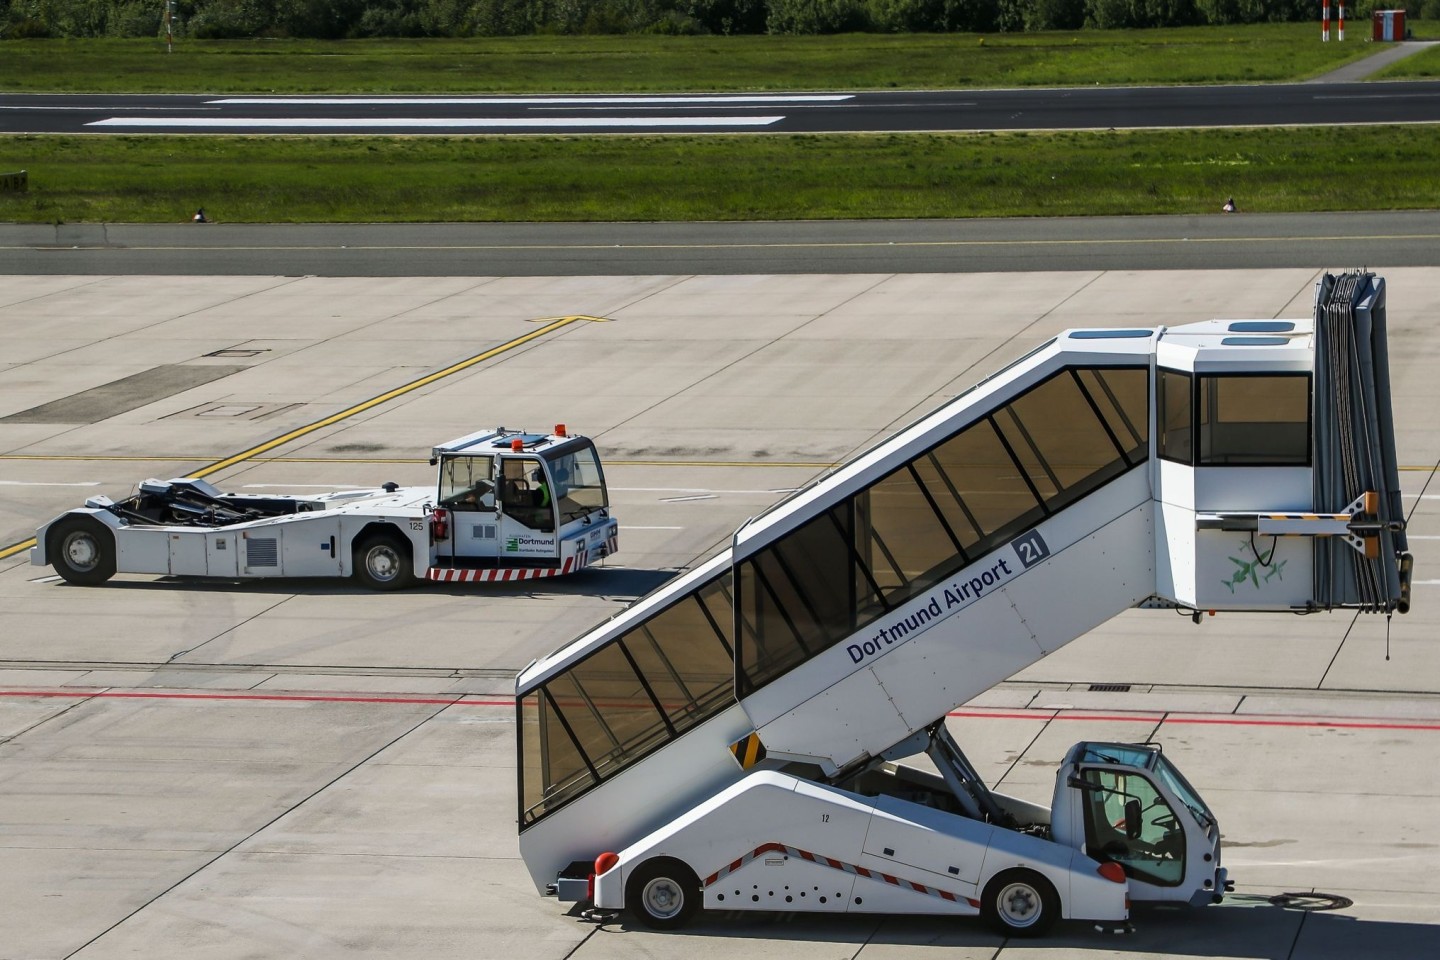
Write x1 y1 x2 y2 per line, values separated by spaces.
1078 767 1187 891
437 454 499 561
496 455 558 561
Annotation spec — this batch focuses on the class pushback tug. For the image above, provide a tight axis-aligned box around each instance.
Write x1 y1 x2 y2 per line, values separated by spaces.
34 426 617 589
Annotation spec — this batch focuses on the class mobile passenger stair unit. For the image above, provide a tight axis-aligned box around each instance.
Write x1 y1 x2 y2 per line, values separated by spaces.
515 272 1410 936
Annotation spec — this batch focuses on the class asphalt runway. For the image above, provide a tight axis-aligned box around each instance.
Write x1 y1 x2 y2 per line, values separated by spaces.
6 80 1440 135
2 268 1439 959
5 211 1440 276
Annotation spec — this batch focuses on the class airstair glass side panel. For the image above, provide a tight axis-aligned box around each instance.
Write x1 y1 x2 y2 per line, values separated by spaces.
734 364 1151 730
518 567 736 830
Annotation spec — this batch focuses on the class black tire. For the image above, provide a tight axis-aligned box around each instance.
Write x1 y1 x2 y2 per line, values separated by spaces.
49 515 116 586
353 532 416 591
626 857 701 930
980 869 1059 938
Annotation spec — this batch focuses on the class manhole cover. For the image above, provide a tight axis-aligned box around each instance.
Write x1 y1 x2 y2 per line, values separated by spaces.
1268 892 1353 912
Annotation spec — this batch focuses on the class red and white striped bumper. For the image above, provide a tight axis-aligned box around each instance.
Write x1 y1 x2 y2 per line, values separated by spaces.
426 552 583 584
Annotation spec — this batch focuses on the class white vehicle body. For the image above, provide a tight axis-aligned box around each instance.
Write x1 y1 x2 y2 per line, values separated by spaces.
595 770 1127 924
515 273 1409 935
33 427 618 589
591 738 1224 932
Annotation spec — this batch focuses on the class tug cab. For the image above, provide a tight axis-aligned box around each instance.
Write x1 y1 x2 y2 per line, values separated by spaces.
429 427 616 578
34 424 617 589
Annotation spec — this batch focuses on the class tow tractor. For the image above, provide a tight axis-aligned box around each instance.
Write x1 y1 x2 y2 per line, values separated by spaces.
32 426 618 589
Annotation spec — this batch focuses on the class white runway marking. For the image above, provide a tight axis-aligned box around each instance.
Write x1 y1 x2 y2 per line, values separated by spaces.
239 483 368 489
0 480 99 487
208 95 852 105
622 525 685 530
87 116 785 130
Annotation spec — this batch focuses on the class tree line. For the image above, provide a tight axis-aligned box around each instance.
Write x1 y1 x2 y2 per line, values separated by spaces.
0 0 1419 39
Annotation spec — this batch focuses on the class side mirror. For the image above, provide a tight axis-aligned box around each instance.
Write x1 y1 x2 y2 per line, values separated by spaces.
1124 799 1142 839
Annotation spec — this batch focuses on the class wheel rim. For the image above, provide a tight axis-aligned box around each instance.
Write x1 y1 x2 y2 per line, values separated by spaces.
996 881 1043 929
641 876 684 920
365 544 401 582
62 531 100 573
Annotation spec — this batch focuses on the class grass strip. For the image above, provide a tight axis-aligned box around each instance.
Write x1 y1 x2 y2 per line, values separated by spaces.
2 126 1437 223
0 26 1383 94
1379 45 1440 79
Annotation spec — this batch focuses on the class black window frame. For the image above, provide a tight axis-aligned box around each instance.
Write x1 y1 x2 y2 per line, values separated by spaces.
735 364 1150 699
1196 372 1312 467
517 570 737 831
1158 367 1194 465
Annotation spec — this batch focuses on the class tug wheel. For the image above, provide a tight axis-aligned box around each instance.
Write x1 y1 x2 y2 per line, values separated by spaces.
353 532 415 591
50 515 116 586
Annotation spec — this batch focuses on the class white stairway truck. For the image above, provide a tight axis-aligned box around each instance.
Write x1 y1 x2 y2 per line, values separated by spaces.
33 426 618 589
515 272 1410 936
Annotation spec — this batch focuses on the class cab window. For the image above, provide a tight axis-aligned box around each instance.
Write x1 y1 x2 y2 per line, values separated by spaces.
501 458 554 532
1081 768 1186 887
438 456 494 511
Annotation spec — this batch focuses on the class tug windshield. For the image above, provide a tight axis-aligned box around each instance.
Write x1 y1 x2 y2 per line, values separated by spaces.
1153 752 1215 830
543 441 608 523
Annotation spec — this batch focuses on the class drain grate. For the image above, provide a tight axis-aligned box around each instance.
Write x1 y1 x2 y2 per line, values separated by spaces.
166 401 301 421
1087 683 1132 693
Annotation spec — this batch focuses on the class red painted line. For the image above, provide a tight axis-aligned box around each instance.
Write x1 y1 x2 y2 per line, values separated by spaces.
0 689 515 707
1162 714 1440 732
946 707 1440 733
2 689 1437 733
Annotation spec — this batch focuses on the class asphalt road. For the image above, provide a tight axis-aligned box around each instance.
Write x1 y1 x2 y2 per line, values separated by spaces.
3 211 1439 275
5 81 1440 135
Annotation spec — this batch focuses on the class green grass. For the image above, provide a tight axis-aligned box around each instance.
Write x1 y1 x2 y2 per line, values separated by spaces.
1379 44 1440 80
2 26 1430 224
0 26 1381 94
3 126 1438 223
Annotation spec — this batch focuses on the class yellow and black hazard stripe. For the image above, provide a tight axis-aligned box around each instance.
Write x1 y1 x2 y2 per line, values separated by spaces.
729 732 767 769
